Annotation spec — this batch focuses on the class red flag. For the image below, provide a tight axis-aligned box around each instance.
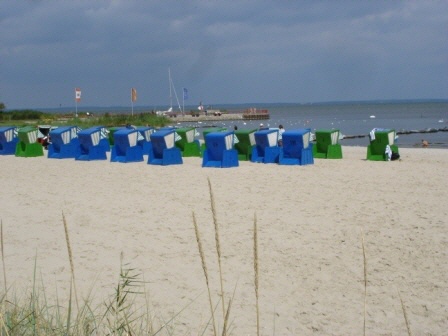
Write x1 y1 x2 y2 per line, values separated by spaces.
75 88 81 102
131 88 137 102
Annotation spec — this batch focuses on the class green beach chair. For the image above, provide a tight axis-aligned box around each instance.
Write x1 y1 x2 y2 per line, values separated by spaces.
366 129 398 161
312 129 343 159
108 127 123 146
175 127 201 157
234 128 257 161
15 126 44 157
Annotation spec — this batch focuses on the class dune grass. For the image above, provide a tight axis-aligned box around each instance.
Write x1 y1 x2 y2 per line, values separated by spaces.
0 215 187 336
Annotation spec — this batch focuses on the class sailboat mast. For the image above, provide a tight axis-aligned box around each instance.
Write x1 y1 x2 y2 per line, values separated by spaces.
168 67 173 109
168 67 184 115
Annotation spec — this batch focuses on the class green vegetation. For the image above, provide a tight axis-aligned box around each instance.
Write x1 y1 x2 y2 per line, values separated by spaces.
1 109 44 121
0 106 171 128
0 258 163 335
73 112 172 129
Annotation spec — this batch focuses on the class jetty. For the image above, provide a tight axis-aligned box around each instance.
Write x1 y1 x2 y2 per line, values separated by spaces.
164 107 270 123
343 127 448 139
242 107 270 120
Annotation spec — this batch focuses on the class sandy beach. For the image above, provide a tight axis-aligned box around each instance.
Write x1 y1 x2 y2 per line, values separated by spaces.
0 146 447 335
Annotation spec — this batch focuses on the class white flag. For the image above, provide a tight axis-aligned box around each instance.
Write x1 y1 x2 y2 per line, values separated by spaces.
75 88 81 102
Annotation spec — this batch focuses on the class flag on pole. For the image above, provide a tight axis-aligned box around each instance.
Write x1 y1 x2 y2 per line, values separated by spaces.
183 88 188 100
75 88 81 102
131 88 137 102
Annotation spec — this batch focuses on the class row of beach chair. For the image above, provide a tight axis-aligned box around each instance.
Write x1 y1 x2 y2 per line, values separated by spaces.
0 126 399 166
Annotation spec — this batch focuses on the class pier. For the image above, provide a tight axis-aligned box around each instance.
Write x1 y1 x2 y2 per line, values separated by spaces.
242 108 270 120
165 107 270 123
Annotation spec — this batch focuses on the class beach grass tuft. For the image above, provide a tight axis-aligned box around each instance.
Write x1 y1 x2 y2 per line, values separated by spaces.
192 211 217 336
0 216 192 335
361 229 367 336
253 212 260 336
398 288 412 336
207 177 226 322
62 211 79 312
1 220 7 302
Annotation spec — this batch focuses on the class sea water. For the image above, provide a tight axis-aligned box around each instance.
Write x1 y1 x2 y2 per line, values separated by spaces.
50 101 448 148
179 101 448 148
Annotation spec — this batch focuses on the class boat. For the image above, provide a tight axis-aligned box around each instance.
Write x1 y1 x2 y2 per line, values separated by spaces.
156 107 173 116
156 68 183 116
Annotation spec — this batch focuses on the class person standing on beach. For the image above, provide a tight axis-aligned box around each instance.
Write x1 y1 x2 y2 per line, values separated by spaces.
278 124 285 146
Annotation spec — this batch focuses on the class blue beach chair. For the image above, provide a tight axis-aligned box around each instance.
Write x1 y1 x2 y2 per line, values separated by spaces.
202 131 239 168
111 128 144 163
75 126 110 161
0 126 19 155
136 126 155 155
279 129 314 165
48 126 80 159
148 129 183 165
200 127 227 156
251 129 280 163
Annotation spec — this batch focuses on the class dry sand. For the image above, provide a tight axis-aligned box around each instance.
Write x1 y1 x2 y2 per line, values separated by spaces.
1 146 447 335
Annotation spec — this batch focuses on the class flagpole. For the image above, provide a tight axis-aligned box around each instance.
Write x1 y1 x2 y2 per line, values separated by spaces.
75 88 80 118
131 88 136 116
182 88 184 115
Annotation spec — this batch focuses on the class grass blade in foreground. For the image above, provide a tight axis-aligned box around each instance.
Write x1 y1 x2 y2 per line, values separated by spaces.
192 211 217 336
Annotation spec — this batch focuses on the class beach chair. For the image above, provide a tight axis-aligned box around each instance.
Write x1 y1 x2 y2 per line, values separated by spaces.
251 129 280 163
202 131 239 168
15 126 44 157
366 128 399 161
75 126 109 161
200 127 227 156
108 126 124 146
136 126 155 155
0 126 19 155
111 128 144 163
175 127 201 157
148 129 183 165
234 128 257 161
47 126 80 159
312 129 343 159
279 129 314 165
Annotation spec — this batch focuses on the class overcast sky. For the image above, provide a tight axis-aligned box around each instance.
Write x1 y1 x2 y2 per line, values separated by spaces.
1 1 447 109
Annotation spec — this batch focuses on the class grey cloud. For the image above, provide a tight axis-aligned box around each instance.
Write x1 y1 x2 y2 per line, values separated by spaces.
0 1 447 108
